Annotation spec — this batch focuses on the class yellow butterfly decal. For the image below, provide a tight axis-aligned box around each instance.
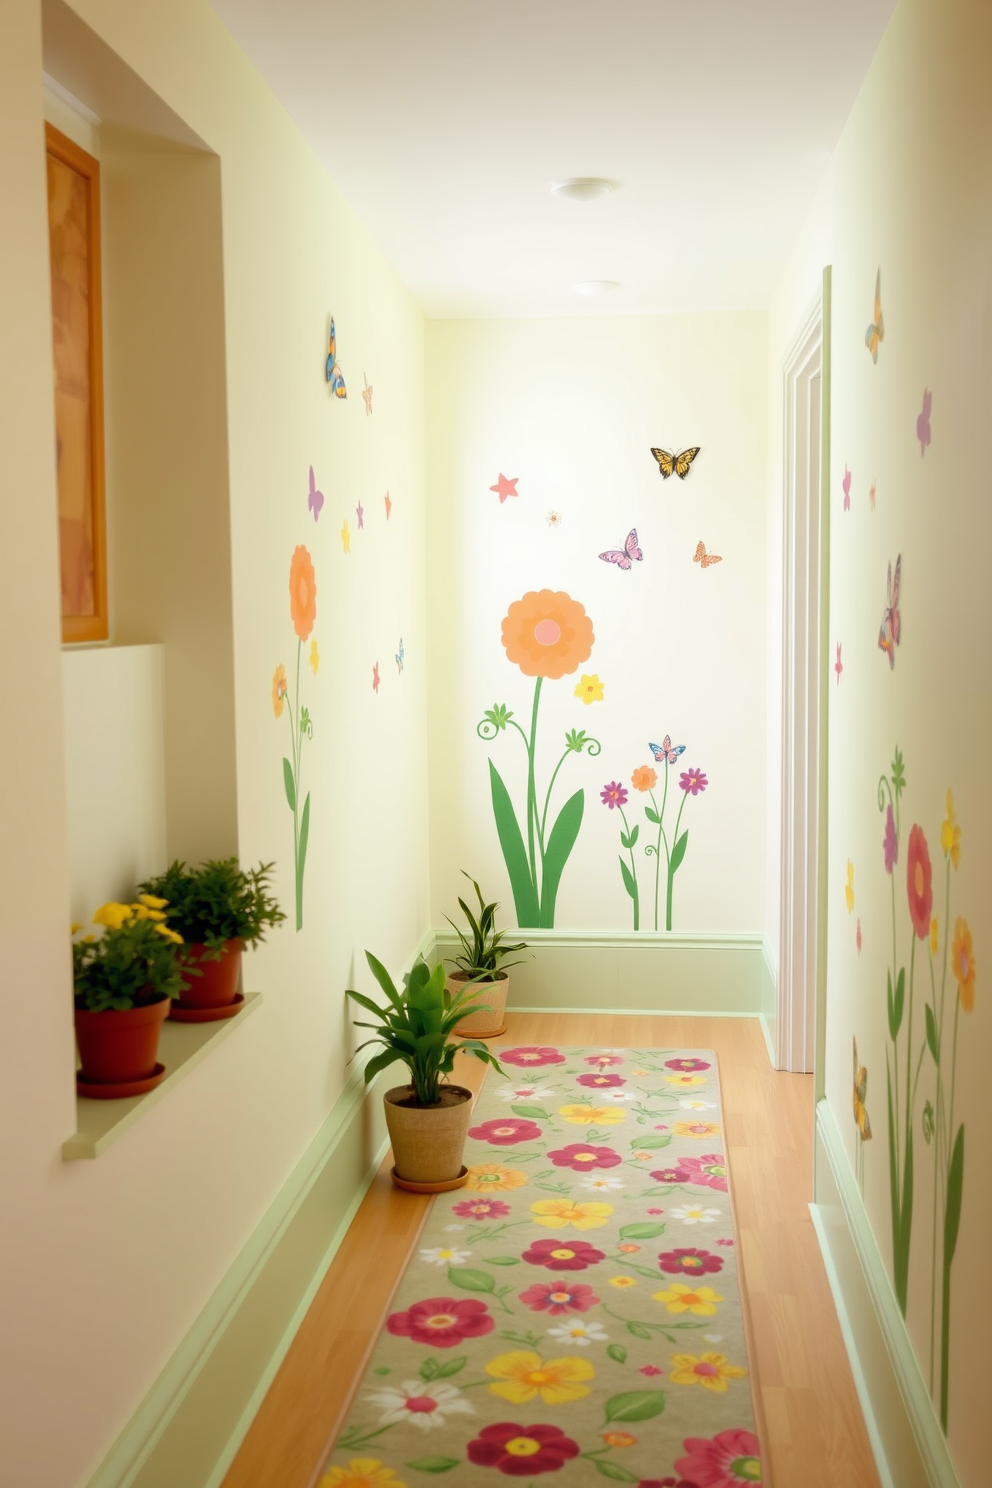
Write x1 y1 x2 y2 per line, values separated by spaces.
865 269 884 363
651 446 700 480
852 1038 872 1142
693 540 722 568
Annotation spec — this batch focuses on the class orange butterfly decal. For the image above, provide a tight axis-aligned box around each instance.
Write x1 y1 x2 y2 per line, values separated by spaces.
693 541 722 568
853 1038 872 1141
362 372 373 416
865 269 884 363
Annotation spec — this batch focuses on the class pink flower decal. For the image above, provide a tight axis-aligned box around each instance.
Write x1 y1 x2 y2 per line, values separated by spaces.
906 824 934 940
679 1155 728 1191
601 781 629 809
679 768 708 795
469 1117 543 1146
659 1247 725 1277
501 1046 566 1067
518 1281 600 1315
453 1197 512 1221
467 1421 580 1476
387 1296 495 1348
576 1071 625 1089
584 1054 624 1067
676 1428 762 1486
548 1142 623 1170
521 1237 606 1271
883 804 898 874
665 1057 711 1072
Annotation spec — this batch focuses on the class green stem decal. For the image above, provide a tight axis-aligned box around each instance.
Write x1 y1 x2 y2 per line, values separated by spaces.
273 548 318 933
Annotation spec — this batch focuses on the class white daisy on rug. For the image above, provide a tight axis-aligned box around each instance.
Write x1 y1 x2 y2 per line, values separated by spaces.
546 1318 609 1346
669 1204 723 1224
496 1084 558 1102
679 1098 717 1110
420 1245 472 1265
442 1224 466 1233
578 1174 625 1193
364 1379 476 1430
594 1089 639 1103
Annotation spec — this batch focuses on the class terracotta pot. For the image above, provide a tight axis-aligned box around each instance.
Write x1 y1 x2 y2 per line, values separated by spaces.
74 997 171 1085
384 1083 473 1187
175 939 243 1011
448 970 508 1038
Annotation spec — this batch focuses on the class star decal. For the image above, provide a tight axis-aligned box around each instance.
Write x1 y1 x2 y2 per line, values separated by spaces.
372 662 380 694
490 472 519 503
356 500 364 530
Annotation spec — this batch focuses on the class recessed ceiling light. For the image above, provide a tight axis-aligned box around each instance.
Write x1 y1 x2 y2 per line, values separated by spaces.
551 177 620 203
573 280 620 297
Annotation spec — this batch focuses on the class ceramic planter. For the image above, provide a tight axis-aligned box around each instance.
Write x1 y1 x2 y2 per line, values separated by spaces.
384 1083 474 1190
170 939 243 1022
74 997 171 1097
448 970 508 1038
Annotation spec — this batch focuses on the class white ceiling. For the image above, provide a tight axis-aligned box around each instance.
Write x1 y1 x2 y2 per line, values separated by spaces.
208 0 896 318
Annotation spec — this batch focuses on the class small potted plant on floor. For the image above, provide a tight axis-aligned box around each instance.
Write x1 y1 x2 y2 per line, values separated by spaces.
444 873 528 1038
72 898 186 1098
347 952 505 1191
138 858 284 1022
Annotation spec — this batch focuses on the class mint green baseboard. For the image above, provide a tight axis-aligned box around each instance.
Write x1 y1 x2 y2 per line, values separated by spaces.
812 1100 961 1488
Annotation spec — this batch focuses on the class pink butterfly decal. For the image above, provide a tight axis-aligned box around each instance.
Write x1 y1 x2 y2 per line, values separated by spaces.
878 554 901 669
835 643 843 684
917 388 932 456
856 917 862 955
308 465 324 521
599 528 642 570
650 736 685 765
842 465 851 512
870 480 876 511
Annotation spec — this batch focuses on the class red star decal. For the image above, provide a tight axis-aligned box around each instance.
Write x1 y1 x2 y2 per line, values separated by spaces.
490 472 519 503
372 662 380 693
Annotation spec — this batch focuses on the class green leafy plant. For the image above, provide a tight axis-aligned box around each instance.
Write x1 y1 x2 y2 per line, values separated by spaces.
347 953 505 1106
138 858 285 958
445 872 528 982
72 899 186 1010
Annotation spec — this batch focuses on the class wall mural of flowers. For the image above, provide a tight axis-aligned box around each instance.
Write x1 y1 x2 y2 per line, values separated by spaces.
477 590 600 928
876 745 975 1430
273 545 318 931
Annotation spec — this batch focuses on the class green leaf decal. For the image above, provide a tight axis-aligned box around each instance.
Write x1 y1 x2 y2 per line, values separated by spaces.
893 967 906 1039
620 857 636 900
510 1104 548 1120
489 760 540 927
603 1389 667 1423
670 829 689 873
630 1135 672 1151
282 757 296 811
627 823 640 848
298 791 311 880
540 789 585 928
405 1458 461 1474
644 807 661 825
606 1343 628 1365
619 1222 667 1240
925 1003 939 1064
447 1266 495 1294
945 1124 965 1265
433 1356 468 1379
590 1461 639 1483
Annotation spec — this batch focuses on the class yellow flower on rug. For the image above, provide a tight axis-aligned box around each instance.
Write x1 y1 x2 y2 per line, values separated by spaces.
673 1120 722 1140
485 1350 594 1405
320 1459 407 1488
464 1164 528 1192
609 1275 639 1289
664 1074 706 1088
530 1198 613 1230
559 1104 625 1125
653 1282 724 1316
669 1352 747 1392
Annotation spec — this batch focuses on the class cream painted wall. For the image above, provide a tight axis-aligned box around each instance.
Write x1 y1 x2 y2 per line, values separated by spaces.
823 0 992 1478
2 2 428 1486
426 312 768 936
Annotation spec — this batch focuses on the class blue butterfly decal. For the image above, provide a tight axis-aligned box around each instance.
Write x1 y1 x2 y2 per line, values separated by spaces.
396 637 404 675
649 736 685 764
326 316 347 398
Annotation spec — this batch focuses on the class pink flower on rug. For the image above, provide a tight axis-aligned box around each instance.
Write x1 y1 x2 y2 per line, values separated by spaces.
716 1238 735 1247
650 1166 692 1184
679 1155 728 1191
576 1071 625 1089
386 1296 495 1348
665 1057 711 1072
584 1054 624 1067
519 1281 600 1315
453 1197 512 1221
659 1248 724 1277
469 1117 544 1145
467 1421 580 1476
676 1428 762 1486
501 1047 566 1067
639 1364 665 1377
548 1142 622 1171
521 1237 606 1271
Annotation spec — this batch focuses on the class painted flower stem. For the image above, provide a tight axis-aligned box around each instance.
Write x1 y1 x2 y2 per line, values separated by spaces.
526 677 543 882
618 806 639 931
667 789 689 932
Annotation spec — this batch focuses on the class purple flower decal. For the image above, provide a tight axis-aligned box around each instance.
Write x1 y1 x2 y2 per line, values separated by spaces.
601 781 628 809
883 803 898 874
679 768 708 795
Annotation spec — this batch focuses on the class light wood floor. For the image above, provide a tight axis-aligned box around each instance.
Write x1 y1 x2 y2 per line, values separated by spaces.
222 1014 880 1488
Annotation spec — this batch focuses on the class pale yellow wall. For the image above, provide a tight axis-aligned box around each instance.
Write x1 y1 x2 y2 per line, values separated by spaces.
2 3 428 1486
823 0 992 1477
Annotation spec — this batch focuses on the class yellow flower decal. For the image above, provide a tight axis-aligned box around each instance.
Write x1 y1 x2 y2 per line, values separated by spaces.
653 1282 723 1316
559 1104 625 1126
464 1164 528 1192
272 663 288 718
320 1461 407 1488
92 902 134 930
574 673 604 706
310 640 320 675
941 789 961 868
485 1350 594 1405
930 917 939 957
530 1199 614 1230
669 1352 747 1392
845 861 854 913
341 519 351 554
673 1121 722 1140
951 917 976 1013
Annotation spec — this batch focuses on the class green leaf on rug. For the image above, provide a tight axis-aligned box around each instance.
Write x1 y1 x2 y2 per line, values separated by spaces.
603 1389 667 1423
630 1135 672 1150
372 1366 390 1375
590 1461 639 1482
419 1358 440 1381
618 1222 667 1240
511 1104 550 1120
625 1321 653 1340
405 1458 461 1473
447 1266 495 1293
606 1344 628 1364
433 1356 467 1380
486 1256 521 1266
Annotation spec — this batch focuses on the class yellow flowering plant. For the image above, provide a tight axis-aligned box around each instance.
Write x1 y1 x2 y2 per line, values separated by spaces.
72 898 186 1011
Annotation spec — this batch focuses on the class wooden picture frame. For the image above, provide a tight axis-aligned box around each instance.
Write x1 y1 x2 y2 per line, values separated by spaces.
45 122 108 643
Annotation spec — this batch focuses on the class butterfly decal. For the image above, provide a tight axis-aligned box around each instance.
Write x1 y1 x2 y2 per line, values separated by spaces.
865 269 884 363
326 316 347 398
396 637 404 674
308 465 324 522
599 528 642 570
842 465 851 512
917 388 932 456
362 372 373 416
853 1038 872 1141
651 446 700 480
693 541 722 568
869 479 876 511
384 490 392 520
878 554 901 668
650 736 685 765
835 643 843 684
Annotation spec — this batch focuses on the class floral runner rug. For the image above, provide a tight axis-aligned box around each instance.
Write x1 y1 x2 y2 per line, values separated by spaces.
319 1046 763 1488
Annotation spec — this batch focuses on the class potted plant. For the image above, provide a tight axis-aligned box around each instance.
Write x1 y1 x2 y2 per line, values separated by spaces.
347 952 505 1192
444 873 528 1038
138 858 284 1022
72 898 186 1097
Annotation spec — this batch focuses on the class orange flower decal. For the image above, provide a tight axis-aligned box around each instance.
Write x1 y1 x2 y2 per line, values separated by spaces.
952 917 976 1012
501 590 594 680
289 545 317 641
631 765 657 792
272 664 288 718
